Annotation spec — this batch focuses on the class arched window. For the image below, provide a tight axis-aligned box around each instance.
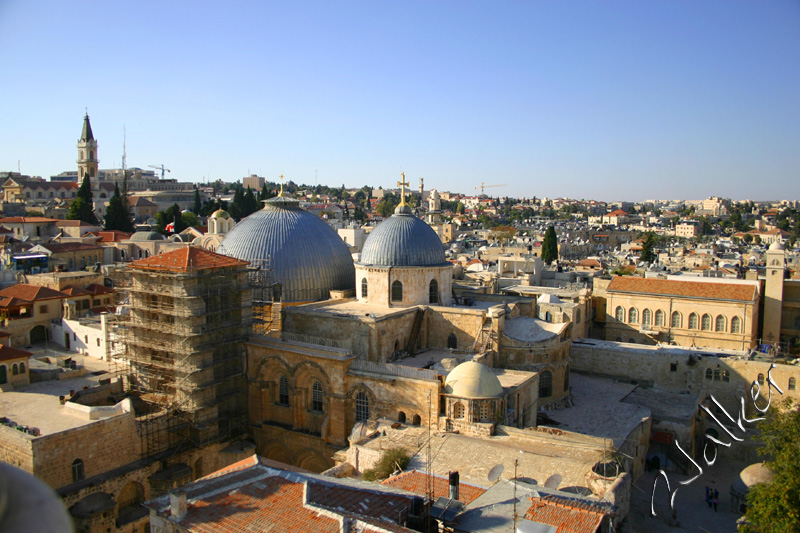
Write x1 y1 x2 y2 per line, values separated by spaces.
19 362 25 374
391 280 403 302
355 391 369 421
545 311 552 322
312 381 324 412
412 414 421 426
72 459 85 482
539 370 553 398
454 402 465 419
642 309 652 326
429 279 439 304
722 371 730 382
628 308 638 324
757 373 764 385
447 333 457 349
701 314 712 331
671 311 681 328
278 375 289 405
731 316 741 333
361 278 368 298
655 310 665 326
705 368 712 380
615 306 624 322
715 315 726 332
689 313 698 329
790 377 796 391
11 364 18 376
398 411 406 423
714 369 721 381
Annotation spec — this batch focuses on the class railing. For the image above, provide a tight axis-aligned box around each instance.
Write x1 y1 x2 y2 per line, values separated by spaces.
348 360 440 382
279 331 352 351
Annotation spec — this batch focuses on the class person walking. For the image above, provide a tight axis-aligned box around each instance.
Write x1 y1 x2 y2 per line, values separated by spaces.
713 489 719 512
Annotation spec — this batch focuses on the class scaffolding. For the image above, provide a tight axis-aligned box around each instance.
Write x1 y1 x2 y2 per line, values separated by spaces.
108 260 253 459
247 258 279 335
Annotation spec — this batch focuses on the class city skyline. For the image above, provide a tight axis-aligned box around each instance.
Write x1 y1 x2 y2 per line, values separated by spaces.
2 1 799 202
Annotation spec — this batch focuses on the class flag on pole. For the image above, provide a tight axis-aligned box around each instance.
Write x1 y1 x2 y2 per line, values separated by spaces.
165 222 175 233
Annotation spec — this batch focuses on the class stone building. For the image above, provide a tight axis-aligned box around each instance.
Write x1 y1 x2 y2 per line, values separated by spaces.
603 276 760 351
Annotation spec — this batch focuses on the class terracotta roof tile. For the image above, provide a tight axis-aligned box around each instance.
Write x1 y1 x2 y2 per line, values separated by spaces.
85 284 114 295
0 345 32 362
524 496 607 532
607 276 758 302
61 285 92 297
130 247 249 272
0 284 68 302
0 217 60 223
382 470 486 505
37 242 102 253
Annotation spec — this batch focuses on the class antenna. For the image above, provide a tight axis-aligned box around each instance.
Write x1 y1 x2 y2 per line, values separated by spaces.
487 463 504 483
122 126 127 171
543 473 562 489
426 391 432 533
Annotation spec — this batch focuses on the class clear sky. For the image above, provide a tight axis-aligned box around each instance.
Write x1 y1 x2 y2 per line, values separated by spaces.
2 1 798 201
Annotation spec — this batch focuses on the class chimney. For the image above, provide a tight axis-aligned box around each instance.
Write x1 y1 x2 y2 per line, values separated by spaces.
449 471 459 501
170 489 187 520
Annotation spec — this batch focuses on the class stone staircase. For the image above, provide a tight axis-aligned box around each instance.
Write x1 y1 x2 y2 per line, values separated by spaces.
405 309 425 355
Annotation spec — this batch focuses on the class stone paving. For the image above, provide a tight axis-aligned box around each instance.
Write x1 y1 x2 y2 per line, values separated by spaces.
626 458 747 532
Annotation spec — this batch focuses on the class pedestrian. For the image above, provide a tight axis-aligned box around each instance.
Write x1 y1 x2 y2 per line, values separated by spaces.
713 489 719 512
707 489 712 508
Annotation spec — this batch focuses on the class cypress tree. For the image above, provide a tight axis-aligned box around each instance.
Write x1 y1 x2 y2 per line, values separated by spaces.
103 183 134 232
542 226 558 265
67 176 98 224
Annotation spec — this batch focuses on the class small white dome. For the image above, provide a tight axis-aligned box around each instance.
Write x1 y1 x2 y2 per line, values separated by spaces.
444 361 503 398
769 240 784 251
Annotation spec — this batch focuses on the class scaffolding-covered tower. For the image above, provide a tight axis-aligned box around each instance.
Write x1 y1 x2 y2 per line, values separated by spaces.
111 247 252 455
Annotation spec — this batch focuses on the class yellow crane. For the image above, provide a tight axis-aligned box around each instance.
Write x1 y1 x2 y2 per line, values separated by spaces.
474 182 507 195
148 164 171 179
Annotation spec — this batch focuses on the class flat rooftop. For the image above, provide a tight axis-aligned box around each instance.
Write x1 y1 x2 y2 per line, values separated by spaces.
356 421 602 491
0 355 119 436
288 299 417 320
393 351 534 388
571 337 750 359
541 373 651 446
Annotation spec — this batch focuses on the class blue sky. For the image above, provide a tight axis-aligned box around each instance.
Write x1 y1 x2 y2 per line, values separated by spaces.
2 1 798 201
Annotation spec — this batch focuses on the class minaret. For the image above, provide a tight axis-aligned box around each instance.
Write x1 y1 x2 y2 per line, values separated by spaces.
77 113 98 180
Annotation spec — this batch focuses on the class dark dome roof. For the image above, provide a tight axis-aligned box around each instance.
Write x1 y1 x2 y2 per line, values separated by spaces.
358 209 447 267
218 197 355 302
129 231 165 242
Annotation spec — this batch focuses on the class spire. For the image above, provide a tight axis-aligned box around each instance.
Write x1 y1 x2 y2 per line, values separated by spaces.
80 113 94 142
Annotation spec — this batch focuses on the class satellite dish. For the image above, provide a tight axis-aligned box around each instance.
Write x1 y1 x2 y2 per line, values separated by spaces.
487 464 504 483
544 474 562 490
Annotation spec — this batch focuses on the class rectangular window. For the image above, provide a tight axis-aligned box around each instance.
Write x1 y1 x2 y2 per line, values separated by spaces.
96 338 100 347
39 305 48 314
670 363 677 372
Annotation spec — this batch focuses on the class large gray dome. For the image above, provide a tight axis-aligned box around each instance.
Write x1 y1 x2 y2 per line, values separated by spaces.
359 208 447 267
218 197 354 302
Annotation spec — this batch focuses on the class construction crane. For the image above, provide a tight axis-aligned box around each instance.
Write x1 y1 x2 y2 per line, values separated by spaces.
148 164 171 179
474 182 507 195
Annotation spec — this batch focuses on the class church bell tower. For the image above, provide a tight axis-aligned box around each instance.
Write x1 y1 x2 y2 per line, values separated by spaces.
78 113 98 180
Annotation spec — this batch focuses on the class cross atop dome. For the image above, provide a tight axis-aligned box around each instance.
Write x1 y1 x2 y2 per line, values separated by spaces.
278 174 285 197
397 172 409 207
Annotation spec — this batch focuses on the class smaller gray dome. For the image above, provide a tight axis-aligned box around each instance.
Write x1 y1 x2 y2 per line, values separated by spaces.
358 212 446 267
129 231 165 242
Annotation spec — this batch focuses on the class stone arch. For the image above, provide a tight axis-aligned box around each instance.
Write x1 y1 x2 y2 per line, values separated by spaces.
294 448 331 473
30 325 47 343
361 277 368 298
447 333 457 349
262 440 293 465
398 411 406 423
350 385 375 422
453 401 465 419
116 481 145 509
412 414 421 426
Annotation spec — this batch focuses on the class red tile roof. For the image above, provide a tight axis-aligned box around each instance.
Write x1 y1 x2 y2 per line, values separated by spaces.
90 230 134 242
607 276 758 302
524 496 607 532
36 242 102 253
61 285 92 297
145 456 417 533
85 284 114 295
0 296 32 308
0 345 32 362
0 284 68 302
382 470 486 505
56 220 98 227
130 247 249 272
0 217 60 223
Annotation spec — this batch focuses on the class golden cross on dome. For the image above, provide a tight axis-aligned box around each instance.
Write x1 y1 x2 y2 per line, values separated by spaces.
397 172 409 206
279 174 285 197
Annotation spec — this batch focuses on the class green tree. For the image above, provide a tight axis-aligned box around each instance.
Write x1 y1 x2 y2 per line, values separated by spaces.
742 399 800 532
155 204 187 235
640 232 657 263
362 448 411 481
103 184 134 232
67 176 98 224
376 193 399 218
192 187 202 214
542 226 558 265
